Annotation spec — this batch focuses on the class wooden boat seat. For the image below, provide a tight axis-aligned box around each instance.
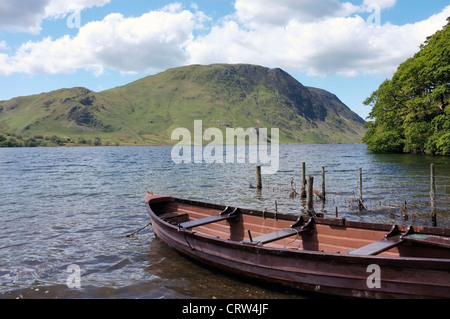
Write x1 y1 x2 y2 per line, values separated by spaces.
349 225 413 256
160 212 189 225
402 234 450 249
243 217 314 246
179 206 240 230
349 235 404 255
243 228 302 245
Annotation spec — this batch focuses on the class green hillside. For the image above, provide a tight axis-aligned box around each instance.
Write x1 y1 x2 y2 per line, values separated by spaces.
0 64 366 147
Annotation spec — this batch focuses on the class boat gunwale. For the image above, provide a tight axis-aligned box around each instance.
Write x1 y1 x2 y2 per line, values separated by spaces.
158 196 450 237
145 195 450 268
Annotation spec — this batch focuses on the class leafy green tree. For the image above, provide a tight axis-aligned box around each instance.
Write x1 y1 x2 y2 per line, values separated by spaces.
94 137 102 146
364 19 449 155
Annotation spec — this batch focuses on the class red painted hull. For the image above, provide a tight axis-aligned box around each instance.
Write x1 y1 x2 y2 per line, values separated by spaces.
145 192 450 299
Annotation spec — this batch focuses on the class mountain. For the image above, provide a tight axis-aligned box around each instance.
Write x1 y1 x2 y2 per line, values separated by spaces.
0 64 366 146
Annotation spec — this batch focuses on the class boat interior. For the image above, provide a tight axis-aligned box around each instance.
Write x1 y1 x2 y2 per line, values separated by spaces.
150 198 450 259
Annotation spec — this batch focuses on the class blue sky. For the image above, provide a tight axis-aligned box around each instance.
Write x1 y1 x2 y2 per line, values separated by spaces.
1 0 449 119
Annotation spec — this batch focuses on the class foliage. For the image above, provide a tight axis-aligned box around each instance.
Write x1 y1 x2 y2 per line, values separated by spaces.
363 20 450 155
0 133 106 148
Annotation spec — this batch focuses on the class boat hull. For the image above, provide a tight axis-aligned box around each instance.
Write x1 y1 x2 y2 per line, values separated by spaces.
146 194 450 299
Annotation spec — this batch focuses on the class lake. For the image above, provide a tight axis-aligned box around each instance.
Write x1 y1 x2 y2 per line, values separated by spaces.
0 144 448 299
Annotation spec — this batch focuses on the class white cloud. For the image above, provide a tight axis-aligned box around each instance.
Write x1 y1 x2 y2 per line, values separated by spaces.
188 2 450 77
0 1 449 79
0 0 110 34
0 0 49 34
363 0 397 10
0 41 9 50
234 0 360 26
0 5 203 75
45 0 111 17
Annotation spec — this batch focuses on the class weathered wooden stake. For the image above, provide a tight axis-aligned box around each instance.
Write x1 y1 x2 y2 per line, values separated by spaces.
322 166 326 201
358 168 366 211
307 176 315 215
311 167 326 201
359 168 363 201
256 166 262 189
300 162 306 198
430 163 437 227
313 188 325 200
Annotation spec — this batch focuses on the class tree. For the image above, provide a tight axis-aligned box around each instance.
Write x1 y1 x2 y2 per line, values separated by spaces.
364 20 449 155
94 137 102 146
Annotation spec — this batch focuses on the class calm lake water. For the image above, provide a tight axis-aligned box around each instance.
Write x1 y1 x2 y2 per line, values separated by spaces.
0 144 449 299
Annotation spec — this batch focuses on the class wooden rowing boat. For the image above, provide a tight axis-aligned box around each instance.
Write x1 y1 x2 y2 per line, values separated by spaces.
145 191 450 299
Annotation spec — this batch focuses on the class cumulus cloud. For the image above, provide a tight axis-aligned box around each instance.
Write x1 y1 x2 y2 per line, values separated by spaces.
0 4 203 75
1 1 449 78
0 41 9 50
234 0 360 26
188 2 450 77
363 0 397 10
44 0 111 18
0 0 49 34
0 0 110 34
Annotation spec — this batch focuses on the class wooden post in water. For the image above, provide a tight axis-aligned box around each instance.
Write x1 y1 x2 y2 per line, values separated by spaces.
359 168 363 201
256 166 262 190
430 163 437 227
358 168 366 211
307 176 315 215
321 166 326 201
300 162 306 198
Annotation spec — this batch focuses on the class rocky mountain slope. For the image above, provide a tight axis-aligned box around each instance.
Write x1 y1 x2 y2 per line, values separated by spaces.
0 64 366 146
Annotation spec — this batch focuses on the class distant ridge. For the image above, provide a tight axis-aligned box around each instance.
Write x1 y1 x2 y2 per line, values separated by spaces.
0 64 366 146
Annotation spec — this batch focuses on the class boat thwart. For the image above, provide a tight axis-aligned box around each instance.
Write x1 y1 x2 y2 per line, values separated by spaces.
145 191 450 299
